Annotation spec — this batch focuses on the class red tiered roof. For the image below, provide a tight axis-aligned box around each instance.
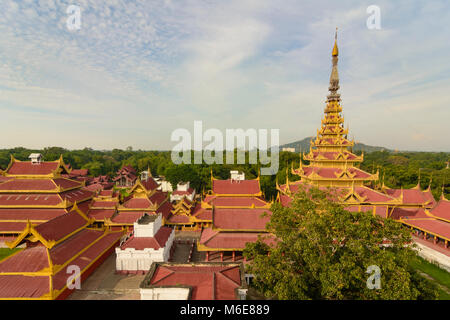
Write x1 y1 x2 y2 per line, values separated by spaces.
145 264 244 300
299 166 372 179
212 179 260 195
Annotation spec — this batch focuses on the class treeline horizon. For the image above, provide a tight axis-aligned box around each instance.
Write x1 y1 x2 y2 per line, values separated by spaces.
0 146 448 201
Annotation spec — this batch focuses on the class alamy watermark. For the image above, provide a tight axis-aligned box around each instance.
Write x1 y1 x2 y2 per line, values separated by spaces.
66 5 81 31
366 265 381 289
66 264 81 290
171 121 279 175
366 5 381 30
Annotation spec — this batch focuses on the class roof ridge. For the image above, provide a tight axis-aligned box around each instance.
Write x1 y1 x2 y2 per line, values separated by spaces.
217 268 240 286
151 267 175 285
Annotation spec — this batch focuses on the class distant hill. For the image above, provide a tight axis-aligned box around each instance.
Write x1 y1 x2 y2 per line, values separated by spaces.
280 137 390 153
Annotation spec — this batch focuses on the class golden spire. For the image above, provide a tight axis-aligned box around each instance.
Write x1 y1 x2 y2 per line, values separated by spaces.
332 27 339 56
328 28 340 102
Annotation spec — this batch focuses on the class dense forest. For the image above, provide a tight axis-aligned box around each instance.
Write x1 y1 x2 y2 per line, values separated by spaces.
0 147 448 200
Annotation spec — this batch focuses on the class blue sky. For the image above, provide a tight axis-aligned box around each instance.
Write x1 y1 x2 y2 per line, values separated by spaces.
1 0 449 151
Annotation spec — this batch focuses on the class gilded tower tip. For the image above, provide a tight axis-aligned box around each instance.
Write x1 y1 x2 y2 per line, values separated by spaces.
332 27 338 56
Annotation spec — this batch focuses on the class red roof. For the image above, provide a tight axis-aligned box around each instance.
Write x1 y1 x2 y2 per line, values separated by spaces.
299 166 372 179
199 229 275 250
0 222 28 233
166 215 191 224
111 212 149 224
120 227 173 250
147 264 243 300
192 204 212 221
69 169 88 176
385 188 436 205
88 208 116 221
401 218 450 239
430 199 450 221
173 188 194 196
204 196 268 207
49 229 105 265
148 191 168 206
7 161 61 175
142 178 159 191
0 208 67 222
59 188 94 203
156 201 173 220
34 210 89 243
0 245 49 272
212 179 261 195
52 178 82 190
0 179 56 191
391 207 429 220
91 200 117 208
51 231 122 291
123 198 152 209
0 275 50 298
0 193 62 206
213 208 271 230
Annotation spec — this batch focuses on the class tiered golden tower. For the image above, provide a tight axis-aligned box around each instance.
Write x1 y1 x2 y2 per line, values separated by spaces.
294 30 378 188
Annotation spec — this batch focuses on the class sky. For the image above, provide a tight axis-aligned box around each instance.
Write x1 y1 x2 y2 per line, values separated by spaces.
0 0 449 152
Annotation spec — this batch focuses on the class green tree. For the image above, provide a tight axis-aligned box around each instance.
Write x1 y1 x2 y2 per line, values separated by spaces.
244 186 439 300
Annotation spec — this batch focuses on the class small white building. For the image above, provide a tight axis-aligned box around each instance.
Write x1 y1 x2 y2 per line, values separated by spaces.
282 147 296 153
28 153 43 164
170 181 196 202
115 213 175 273
230 170 245 181
154 176 173 192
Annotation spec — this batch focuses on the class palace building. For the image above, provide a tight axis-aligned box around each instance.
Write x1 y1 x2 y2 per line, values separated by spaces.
0 204 123 300
0 154 95 244
113 165 138 188
105 175 172 231
196 171 275 262
277 31 450 251
115 213 175 274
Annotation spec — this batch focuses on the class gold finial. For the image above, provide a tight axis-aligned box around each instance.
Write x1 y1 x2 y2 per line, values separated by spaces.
332 27 339 57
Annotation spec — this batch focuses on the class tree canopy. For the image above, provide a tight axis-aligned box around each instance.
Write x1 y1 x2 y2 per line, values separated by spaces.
244 186 439 300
